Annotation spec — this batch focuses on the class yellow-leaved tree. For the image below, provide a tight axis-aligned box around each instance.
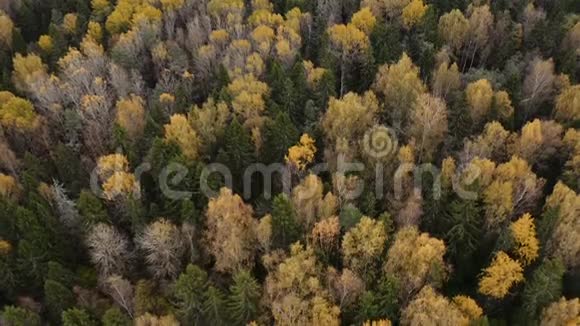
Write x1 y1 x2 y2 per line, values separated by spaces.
373 53 426 130
0 95 39 130
384 227 447 298
554 84 580 122
204 187 256 273
0 11 14 49
286 133 317 171
0 173 20 201
540 297 580 326
466 79 494 124
543 182 580 269
342 216 387 279
510 213 540 266
438 9 468 52
164 114 200 160
116 94 146 140
478 251 524 299
402 0 428 29
401 286 469 326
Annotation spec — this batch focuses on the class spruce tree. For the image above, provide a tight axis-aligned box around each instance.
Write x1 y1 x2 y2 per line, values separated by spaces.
172 264 209 325
0 306 41 326
61 308 97 326
271 194 301 249
44 279 75 323
102 307 131 326
261 112 299 164
203 286 228 326
216 118 255 194
227 270 261 325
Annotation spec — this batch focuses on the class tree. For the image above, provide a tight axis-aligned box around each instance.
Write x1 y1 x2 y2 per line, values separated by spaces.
204 187 256 273
482 156 544 230
327 21 372 95
86 223 130 277
0 306 41 326
0 11 13 49
543 182 580 269
328 268 365 309
291 174 325 229
105 275 135 318
286 133 317 171
521 259 565 319
511 119 563 169
44 279 75 322
11 53 47 92
216 118 255 193
438 9 468 52
554 85 580 122
342 216 386 280
521 57 556 119
540 297 580 326
262 111 299 164
322 91 378 160
0 173 20 201
189 98 230 153
465 79 493 125
510 213 540 266
171 264 208 325
373 53 426 131
478 251 524 299
102 307 131 326
384 227 446 299
402 0 428 29
311 216 340 259
432 61 461 99
203 286 228 326
227 270 261 325
408 93 448 162
137 219 184 279
0 96 39 130
164 114 200 160
401 286 468 326
62 308 98 326
116 94 146 140
265 243 338 326
134 313 180 326
271 193 301 249
452 295 483 322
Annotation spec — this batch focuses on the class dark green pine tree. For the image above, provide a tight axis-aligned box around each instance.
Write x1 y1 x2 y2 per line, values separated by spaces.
216 118 255 194
47 261 76 288
61 308 98 326
339 203 363 231
0 306 41 326
102 307 132 326
261 112 299 164
289 58 309 126
44 279 75 323
271 194 301 249
171 264 209 325
445 197 483 260
77 190 109 227
227 270 261 325
355 275 400 325
203 286 228 326
520 259 565 320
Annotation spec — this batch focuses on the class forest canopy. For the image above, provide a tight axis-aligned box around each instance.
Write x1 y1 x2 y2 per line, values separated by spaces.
0 0 579 325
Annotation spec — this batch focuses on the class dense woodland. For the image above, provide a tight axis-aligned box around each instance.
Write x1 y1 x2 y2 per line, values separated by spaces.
0 0 579 324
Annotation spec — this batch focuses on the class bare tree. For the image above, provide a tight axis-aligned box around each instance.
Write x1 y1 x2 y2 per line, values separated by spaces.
104 275 135 318
86 223 132 278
